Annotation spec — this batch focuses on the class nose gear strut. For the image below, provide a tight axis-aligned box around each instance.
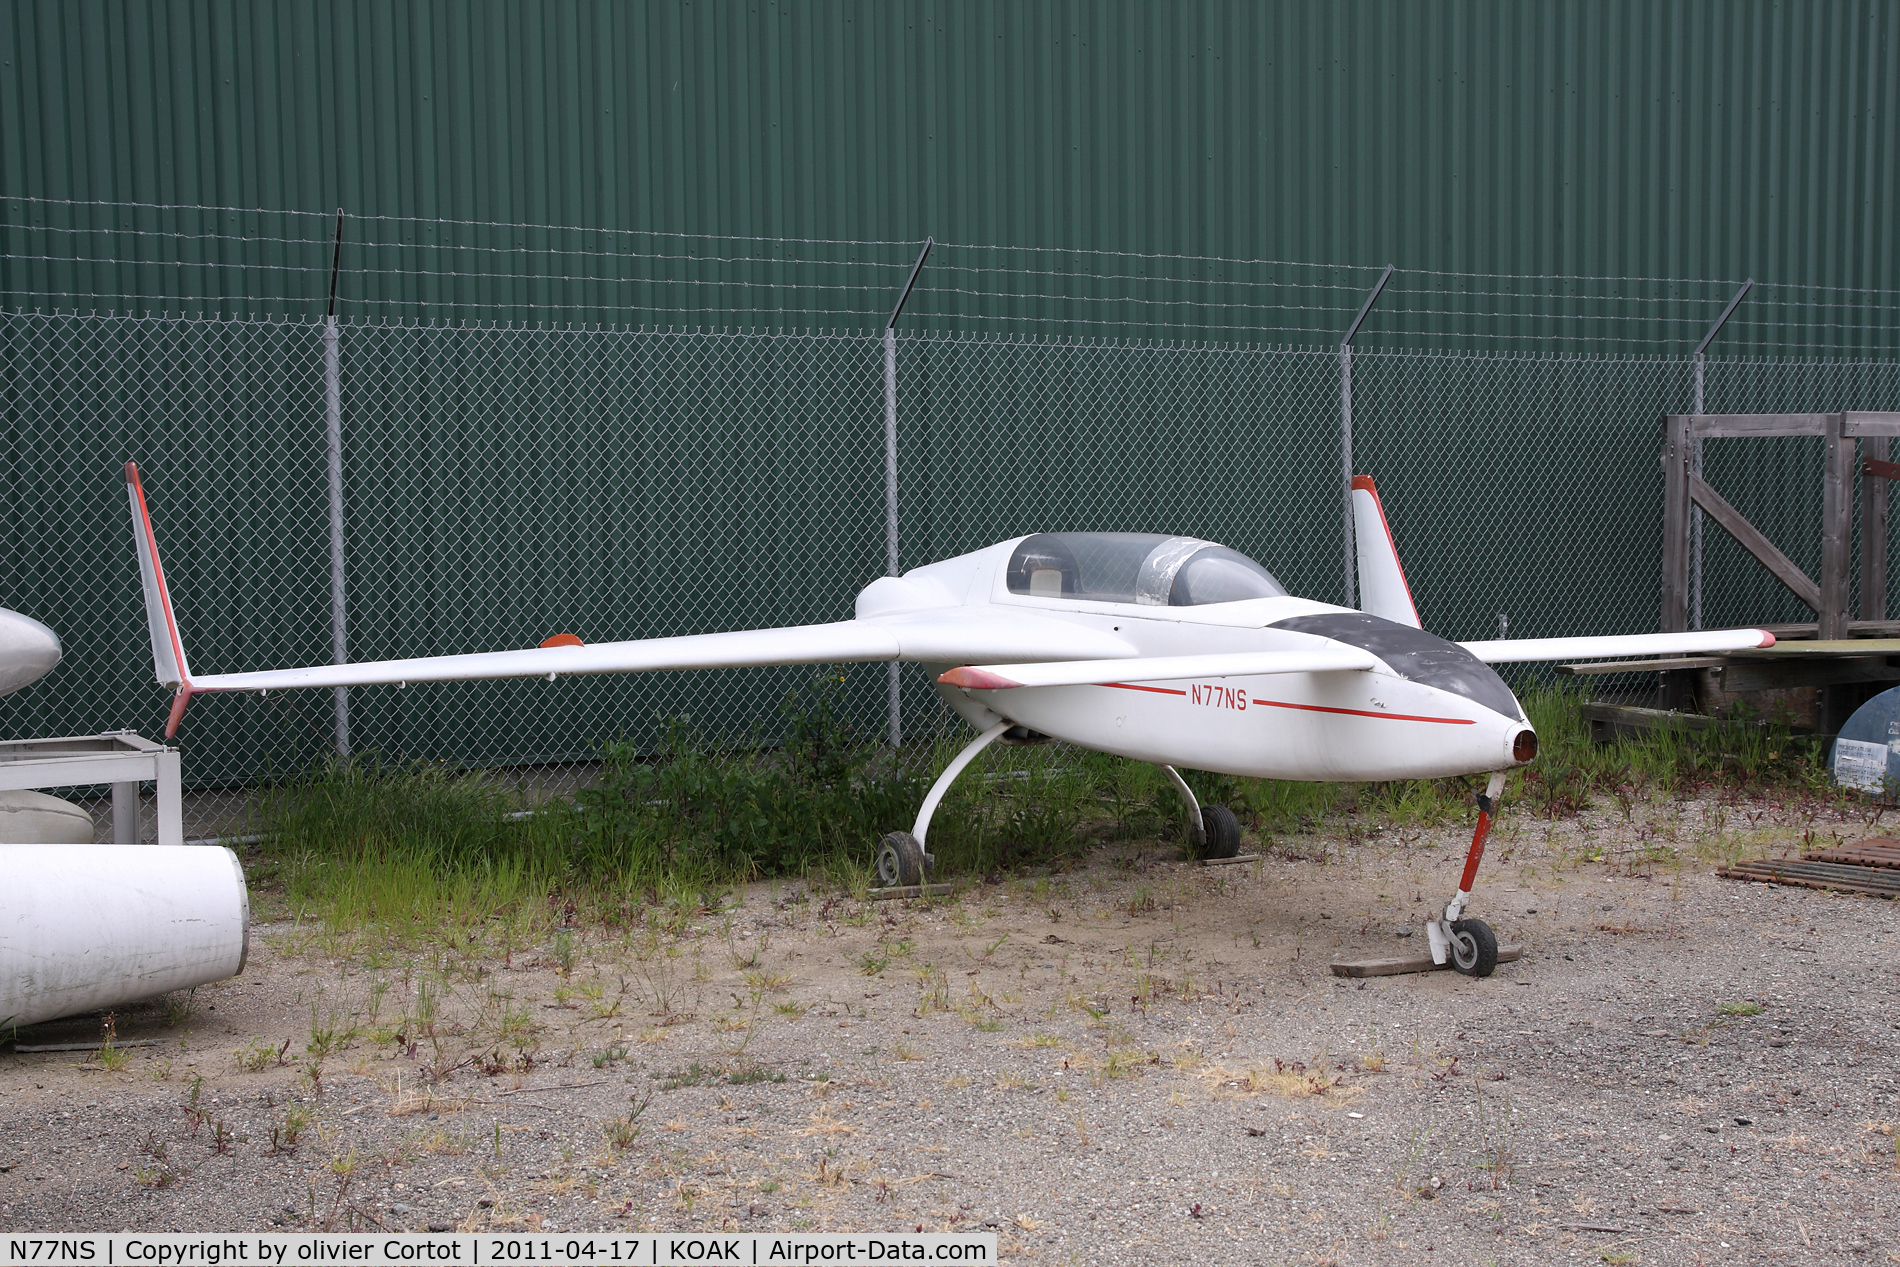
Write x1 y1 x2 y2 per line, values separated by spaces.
1425 770 1507 977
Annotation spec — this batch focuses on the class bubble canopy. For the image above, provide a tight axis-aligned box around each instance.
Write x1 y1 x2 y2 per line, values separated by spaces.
1004 533 1288 607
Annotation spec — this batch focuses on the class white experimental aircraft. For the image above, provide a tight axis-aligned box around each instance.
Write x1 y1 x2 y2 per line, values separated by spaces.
127 464 1772 976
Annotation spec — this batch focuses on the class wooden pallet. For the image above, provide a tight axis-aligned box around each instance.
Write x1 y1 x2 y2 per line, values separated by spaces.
867 883 957 901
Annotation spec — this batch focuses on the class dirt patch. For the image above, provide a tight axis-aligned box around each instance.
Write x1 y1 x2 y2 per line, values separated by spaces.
2 799 1897 1263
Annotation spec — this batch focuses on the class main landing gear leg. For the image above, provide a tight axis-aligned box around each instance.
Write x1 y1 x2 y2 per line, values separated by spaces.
875 720 1011 888
1426 771 1506 978
1159 765 1241 861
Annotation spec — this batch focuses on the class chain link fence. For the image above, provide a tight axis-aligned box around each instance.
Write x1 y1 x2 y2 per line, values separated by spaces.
3 203 1898 840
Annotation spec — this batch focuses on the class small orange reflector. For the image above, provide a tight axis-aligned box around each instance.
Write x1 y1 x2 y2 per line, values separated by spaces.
1513 729 1539 763
540 633 584 648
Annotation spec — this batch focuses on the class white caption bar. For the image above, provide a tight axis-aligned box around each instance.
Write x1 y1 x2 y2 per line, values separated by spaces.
0 1234 997 1267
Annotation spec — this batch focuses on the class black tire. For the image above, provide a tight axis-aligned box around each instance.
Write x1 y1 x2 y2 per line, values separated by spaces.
1199 804 1242 860
875 831 927 887
1449 917 1499 978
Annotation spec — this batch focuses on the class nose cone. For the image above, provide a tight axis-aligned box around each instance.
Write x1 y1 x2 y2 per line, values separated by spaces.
1271 611 1523 720
1508 723 1538 765
0 608 62 697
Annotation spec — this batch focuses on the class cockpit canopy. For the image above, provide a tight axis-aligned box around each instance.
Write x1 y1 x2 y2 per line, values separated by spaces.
1004 532 1288 607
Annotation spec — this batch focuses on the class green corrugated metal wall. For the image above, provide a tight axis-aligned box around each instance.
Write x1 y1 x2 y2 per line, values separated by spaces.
4 1 1899 801
2 0 1895 333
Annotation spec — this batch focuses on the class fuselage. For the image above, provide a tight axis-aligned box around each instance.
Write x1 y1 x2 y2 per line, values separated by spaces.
859 536 1533 783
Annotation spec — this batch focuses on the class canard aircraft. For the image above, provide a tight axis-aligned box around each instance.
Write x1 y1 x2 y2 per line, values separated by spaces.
127 463 1771 976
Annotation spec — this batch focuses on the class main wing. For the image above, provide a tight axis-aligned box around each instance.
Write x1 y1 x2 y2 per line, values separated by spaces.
1459 628 1775 664
125 463 1134 736
938 647 1378 690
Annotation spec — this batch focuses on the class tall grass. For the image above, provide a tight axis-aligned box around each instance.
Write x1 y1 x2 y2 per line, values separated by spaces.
254 683 1836 943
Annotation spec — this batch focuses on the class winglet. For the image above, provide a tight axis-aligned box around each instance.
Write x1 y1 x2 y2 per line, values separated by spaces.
937 666 1024 690
1350 475 1422 628
124 462 198 735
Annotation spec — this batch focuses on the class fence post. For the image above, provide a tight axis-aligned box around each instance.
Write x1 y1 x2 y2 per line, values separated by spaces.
1660 413 1692 634
883 238 932 748
1862 434 1890 622
1339 344 1354 608
1338 266 1394 609
1689 279 1754 630
1821 413 1854 641
324 210 350 757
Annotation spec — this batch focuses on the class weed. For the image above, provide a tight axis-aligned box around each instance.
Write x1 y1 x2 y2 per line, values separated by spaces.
307 1004 357 1059
235 1039 284 1073
550 930 577 977
164 990 199 1027
726 1065 786 1086
267 1104 313 1156
182 1074 208 1133
1470 1078 1517 1190
1717 1001 1765 1017
658 1060 782 1090
600 1113 642 1152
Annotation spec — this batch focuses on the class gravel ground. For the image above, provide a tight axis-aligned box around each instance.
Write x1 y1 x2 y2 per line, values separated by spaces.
2 796 1898 1264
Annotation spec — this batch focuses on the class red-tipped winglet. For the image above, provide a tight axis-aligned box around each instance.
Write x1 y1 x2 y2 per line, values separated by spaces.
1757 631 1777 648
165 685 198 739
937 666 1024 690
125 461 198 737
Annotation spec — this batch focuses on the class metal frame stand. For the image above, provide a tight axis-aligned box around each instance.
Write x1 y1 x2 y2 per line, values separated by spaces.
0 732 183 845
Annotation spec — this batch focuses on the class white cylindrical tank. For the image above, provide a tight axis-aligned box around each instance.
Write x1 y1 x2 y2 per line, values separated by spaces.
0 845 249 1029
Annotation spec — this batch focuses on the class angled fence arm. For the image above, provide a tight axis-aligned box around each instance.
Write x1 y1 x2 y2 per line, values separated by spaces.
1338 265 1395 609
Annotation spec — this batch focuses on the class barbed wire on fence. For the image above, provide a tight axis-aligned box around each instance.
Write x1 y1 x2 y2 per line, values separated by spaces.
5 193 1898 352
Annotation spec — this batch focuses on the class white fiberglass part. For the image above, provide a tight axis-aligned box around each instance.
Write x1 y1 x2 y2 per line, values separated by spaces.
942 647 1378 690
1159 765 1205 848
911 720 1011 849
0 609 62 698
1461 628 1773 663
0 844 249 1028
125 466 190 687
1350 479 1421 628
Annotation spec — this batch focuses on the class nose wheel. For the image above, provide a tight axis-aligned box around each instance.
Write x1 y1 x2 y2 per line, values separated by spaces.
1446 917 1498 977
1425 772 1508 979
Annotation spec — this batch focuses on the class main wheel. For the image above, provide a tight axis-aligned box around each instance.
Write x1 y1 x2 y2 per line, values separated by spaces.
875 831 927 887
1448 917 1499 978
1199 805 1242 860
